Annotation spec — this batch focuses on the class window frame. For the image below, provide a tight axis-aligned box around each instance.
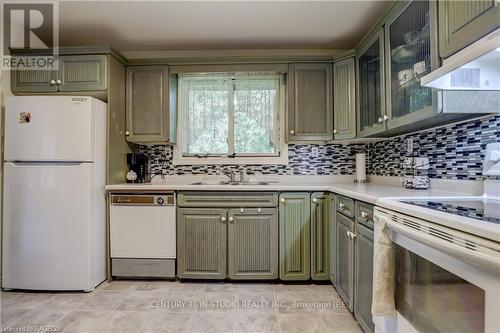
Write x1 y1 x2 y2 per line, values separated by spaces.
173 72 288 166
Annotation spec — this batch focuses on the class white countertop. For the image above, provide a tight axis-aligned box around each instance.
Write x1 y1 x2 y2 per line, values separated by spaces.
106 175 500 241
105 175 479 205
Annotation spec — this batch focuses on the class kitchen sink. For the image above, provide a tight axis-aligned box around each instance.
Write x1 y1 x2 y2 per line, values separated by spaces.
191 180 271 186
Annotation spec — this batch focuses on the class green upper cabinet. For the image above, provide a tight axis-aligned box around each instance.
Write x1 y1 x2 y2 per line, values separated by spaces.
58 55 107 92
357 29 387 138
287 63 333 142
384 0 440 133
439 0 500 58
311 193 330 281
126 66 171 143
11 69 59 93
279 192 311 281
333 57 357 140
227 208 279 280
11 54 107 93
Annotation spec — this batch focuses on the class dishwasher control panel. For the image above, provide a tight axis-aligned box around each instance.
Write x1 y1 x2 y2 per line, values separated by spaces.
111 194 174 206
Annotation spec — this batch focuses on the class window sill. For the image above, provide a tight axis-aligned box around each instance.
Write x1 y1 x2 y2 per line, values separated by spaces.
172 145 289 166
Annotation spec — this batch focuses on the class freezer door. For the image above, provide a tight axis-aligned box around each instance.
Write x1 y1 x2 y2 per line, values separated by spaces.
2 162 97 291
4 96 95 162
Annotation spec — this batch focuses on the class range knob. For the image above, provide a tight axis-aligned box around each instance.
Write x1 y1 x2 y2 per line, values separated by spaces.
157 197 165 205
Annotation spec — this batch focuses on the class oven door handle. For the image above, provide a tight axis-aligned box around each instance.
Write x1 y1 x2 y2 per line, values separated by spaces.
380 216 500 274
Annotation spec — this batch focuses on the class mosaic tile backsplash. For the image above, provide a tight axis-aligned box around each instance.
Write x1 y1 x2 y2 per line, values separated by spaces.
369 115 500 180
140 115 500 181
140 144 369 176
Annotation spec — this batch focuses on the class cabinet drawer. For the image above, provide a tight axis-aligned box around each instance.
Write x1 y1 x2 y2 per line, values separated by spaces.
178 192 278 208
337 195 354 218
355 201 374 229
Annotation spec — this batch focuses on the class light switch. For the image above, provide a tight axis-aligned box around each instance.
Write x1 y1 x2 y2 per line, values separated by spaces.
483 143 500 176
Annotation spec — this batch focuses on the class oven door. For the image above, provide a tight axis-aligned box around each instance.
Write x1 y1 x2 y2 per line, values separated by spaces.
373 208 500 333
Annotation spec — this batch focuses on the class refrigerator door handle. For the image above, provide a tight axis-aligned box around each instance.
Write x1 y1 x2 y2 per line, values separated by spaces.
8 161 87 166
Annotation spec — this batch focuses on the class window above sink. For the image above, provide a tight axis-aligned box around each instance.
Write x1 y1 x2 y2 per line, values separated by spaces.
173 72 288 165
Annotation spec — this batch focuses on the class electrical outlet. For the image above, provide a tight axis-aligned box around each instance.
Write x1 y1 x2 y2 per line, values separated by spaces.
414 157 429 170
403 157 413 168
406 138 414 155
403 157 429 169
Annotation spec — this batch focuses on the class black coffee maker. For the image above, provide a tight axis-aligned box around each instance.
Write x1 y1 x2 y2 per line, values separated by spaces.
126 153 151 183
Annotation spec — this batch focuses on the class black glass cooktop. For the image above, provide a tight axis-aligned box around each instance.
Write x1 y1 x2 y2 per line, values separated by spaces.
399 198 500 224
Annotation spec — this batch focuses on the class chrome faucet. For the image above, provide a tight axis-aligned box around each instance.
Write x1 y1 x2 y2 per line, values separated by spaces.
223 170 237 183
222 169 245 183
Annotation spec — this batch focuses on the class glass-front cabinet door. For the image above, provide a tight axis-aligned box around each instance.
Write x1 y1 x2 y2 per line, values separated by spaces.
385 0 439 132
357 29 386 137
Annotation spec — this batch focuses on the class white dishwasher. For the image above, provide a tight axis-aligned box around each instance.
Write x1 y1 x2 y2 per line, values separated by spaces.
110 193 176 278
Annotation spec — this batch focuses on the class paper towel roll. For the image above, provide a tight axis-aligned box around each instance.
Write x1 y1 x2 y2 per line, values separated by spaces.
355 153 367 182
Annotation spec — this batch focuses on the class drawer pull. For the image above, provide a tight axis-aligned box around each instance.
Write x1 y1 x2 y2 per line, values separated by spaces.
361 211 368 218
339 203 345 209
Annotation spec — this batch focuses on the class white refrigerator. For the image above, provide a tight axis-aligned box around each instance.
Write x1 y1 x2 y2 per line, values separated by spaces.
2 96 107 291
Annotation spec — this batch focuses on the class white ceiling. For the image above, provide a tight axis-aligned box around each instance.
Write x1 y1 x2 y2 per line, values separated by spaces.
59 1 391 53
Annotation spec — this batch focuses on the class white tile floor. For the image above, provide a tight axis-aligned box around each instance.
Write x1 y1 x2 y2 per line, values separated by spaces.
1 281 363 333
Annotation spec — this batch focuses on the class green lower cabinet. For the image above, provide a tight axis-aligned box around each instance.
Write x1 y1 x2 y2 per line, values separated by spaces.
177 208 227 280
328 193 337 285
336 212 355 311
311 193 330 281
354 223 375 333
227 208 279 280
279 193 311 280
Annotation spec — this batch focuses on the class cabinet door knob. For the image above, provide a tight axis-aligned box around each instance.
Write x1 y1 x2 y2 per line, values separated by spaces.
378 117 384 123
312 198 318 203
125 131 130 136
347 231 351 237
280 198 285 203
333 129 338 134
228 216 234 222
257 208 262 213
339 203 345 209
383 115 389 121
290 129 295 135
351 233 357 239
56 79 62 85
221 216 226 222
49 79 56 85
361 211 368 218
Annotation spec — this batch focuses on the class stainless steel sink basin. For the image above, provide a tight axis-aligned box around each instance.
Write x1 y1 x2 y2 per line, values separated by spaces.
190 180 270 186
